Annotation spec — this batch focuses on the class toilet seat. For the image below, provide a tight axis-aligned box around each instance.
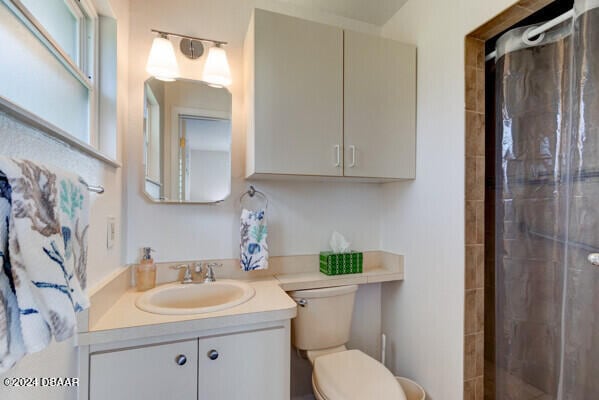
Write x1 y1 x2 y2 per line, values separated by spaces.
306 345 348 364
312 349 407 400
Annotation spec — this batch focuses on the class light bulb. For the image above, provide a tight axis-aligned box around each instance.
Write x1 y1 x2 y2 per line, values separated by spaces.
202 45 232 87
146 36 179 82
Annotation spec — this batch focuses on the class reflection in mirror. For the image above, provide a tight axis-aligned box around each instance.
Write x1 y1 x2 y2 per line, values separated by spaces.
143 78 232 203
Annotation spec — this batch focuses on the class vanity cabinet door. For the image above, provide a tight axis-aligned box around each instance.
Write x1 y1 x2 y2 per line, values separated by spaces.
343 30 417 179
246 9 343 177
198 327 289 400
89 339 198 400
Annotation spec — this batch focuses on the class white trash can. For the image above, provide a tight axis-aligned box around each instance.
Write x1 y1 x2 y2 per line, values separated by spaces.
397 377 426 400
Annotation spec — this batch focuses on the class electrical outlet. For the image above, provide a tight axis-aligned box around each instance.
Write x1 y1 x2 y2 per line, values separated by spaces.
106 217 116 249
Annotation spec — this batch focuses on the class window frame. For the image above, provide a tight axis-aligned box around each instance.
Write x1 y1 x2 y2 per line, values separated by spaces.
2 0 99 146
143 83 161 183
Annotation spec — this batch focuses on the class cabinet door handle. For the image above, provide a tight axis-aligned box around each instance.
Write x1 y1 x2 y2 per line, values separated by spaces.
207 349 219 360
334 145 341 167
175 354 187 366
349 145 356 168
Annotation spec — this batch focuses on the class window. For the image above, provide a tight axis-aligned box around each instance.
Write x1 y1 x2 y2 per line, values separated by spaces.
21 0 82 63
0 0 98 144
144 84 161 184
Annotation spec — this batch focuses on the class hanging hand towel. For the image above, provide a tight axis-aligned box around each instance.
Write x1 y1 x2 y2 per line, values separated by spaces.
0 158 90 373
0 177 26 373
240 209 268 271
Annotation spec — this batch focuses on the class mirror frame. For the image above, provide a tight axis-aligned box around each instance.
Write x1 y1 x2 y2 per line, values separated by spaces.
141 78 232 205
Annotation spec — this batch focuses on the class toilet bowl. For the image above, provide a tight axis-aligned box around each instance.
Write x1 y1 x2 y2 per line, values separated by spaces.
289 285 407 400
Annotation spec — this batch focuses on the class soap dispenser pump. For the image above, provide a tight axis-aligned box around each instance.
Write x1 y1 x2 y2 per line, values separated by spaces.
136 247 156 291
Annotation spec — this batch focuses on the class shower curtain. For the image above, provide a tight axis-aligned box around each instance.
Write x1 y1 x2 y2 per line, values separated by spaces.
495 0 599 398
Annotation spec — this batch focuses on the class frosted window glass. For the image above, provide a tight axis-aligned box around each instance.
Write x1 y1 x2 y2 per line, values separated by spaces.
20 0 79 62
0 5 89 141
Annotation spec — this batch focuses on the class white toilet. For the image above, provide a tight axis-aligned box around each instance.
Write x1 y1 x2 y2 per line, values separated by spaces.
289 285 407 400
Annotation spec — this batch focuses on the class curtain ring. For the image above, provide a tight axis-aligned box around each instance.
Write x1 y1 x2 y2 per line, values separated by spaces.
523 27 545 46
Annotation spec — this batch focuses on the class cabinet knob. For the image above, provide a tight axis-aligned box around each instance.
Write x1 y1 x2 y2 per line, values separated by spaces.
588 253 599 266
175 354 187 365
296 298 308 307
207 349 219 360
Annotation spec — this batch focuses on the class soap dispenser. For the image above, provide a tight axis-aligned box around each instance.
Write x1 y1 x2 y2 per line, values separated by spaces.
136 247 156 291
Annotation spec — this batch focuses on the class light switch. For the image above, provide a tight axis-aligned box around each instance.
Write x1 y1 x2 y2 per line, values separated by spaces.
106 217 116 249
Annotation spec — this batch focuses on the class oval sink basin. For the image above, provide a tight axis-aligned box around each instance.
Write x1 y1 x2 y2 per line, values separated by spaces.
136 280 256 315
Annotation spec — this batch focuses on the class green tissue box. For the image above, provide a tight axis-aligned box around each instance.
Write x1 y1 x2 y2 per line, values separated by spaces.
319 251 363 275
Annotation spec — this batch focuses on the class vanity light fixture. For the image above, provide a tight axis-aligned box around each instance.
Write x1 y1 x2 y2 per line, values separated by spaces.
202 44 232 87
147 29 231 86
146 33 179 82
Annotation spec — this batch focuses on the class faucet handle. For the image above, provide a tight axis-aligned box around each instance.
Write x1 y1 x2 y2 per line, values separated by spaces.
193 262 203 273
204 262 222 283
171 264 193 284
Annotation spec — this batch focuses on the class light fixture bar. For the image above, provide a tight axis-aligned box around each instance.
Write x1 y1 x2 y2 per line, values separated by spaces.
151 29 227 46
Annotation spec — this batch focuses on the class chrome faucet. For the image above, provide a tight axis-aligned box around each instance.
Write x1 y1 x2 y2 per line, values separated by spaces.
171 262 203 284
204 262 222 283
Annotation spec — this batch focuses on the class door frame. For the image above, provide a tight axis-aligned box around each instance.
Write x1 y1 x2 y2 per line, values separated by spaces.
463 1 553 398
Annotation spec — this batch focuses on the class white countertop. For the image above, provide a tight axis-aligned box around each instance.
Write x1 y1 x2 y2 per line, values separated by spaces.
78 278 297 346
79 255 403 347
276 266 403 291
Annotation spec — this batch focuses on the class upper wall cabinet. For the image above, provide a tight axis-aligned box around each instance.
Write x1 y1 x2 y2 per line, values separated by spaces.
244 9 416 181
343 31 416 179
245 9 343 177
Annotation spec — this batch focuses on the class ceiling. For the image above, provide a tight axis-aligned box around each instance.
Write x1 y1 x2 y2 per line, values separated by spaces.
280 0 409 26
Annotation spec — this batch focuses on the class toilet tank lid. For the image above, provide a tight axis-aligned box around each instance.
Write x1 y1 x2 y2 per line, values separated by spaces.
288 285 358 299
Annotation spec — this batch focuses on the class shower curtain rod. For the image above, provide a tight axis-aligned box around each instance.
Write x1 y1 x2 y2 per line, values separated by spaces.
485 9 575 62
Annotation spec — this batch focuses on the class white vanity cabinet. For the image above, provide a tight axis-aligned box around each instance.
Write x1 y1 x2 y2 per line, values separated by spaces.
89 339 198 400
198 327 289 399
244 9 417 181
87 324 290 400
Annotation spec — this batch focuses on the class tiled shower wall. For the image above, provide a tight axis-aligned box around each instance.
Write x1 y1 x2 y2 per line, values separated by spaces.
463 1 553 399
464 35 486 400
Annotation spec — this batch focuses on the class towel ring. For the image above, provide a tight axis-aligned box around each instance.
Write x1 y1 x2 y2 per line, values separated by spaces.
239 185 268 209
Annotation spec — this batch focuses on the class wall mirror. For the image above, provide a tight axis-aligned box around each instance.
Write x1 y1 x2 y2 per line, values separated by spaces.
143 78 232 203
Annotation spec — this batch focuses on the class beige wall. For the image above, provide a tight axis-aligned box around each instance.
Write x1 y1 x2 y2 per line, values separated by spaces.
380 1 518 399
125 0 386 264
126 2 389 397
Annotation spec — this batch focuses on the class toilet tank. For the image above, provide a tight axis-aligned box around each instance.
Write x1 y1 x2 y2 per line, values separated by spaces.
288 285 358 351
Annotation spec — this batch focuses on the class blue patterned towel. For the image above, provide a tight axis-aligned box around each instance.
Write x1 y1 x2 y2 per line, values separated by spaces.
240 209 268 271
0 158 90 373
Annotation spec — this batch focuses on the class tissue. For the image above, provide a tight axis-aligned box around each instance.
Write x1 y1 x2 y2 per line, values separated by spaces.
321 231 362 275
329 231 351 254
